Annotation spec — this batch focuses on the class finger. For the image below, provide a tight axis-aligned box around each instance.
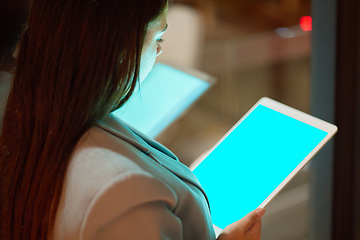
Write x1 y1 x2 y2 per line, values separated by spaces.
246 220 262 240
248 218 262 233
241 208 265 231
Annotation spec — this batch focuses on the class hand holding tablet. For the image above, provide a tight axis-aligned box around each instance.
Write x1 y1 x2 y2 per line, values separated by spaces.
217 208 265 240
192 97 337 229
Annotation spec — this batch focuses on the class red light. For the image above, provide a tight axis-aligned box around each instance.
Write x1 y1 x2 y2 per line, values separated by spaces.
300 16 312 31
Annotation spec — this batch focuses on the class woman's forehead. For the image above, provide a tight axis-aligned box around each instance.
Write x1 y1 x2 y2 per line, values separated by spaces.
147 9 168 33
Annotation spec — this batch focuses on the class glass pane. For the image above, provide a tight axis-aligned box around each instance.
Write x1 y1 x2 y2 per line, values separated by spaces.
156 1 312 239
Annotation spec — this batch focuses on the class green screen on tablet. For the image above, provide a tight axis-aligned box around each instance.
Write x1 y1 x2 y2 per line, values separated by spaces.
192 97 337 229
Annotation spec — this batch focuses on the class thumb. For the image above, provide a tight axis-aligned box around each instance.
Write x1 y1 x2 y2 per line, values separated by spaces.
241 208 265 231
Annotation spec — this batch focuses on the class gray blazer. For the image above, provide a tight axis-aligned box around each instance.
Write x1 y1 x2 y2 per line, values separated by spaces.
54 114 216 240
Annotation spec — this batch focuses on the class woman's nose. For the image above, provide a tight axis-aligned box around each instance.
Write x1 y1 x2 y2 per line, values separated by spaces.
156 45 163 57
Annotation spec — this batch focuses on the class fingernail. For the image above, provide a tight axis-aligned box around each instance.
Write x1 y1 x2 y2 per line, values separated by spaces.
256 208 266 218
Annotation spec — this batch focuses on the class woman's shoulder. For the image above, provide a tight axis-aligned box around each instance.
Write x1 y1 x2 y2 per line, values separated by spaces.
67 126 148 191
55 126 175 240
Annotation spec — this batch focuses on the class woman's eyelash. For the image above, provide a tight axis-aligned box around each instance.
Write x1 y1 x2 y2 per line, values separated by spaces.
157 38 165 43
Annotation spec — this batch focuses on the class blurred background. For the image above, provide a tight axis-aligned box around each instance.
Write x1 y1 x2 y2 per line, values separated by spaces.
1 0 357 239
156 0 312 239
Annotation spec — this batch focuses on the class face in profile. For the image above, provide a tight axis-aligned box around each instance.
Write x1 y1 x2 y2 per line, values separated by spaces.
139 8 168 83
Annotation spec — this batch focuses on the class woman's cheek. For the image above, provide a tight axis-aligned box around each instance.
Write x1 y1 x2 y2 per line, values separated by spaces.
139 46 157 83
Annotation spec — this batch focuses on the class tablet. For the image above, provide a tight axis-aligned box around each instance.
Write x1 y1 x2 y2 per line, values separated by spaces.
112 63 214 138
191 97 337 229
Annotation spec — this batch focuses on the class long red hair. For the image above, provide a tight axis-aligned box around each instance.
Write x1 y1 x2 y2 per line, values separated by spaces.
0 0 167 239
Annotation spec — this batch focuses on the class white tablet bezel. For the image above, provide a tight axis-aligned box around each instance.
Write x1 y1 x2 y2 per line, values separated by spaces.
253 97 337 208
191 97 337 212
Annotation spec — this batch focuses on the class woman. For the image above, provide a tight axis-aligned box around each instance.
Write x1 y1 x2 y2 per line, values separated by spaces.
0 0 264 239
